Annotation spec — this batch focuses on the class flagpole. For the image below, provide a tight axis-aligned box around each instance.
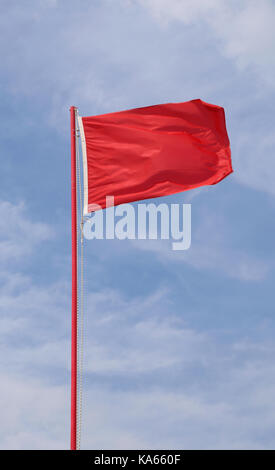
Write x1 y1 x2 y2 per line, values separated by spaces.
70 106 77 450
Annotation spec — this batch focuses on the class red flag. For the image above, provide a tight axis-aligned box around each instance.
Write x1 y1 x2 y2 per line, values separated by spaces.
78 99 232 214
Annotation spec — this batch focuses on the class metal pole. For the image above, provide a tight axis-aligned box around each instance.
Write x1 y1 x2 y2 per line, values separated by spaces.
70 106 77 450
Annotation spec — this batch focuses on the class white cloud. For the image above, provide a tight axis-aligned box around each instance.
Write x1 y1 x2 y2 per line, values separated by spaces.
82 288 207 375
81 377 275 450
0 374 68 450
136 0 222 24
0 234 274 450
1 273 275 449
1 0 274 199
0 2 274 450
136 0 275 85
131 209 268 281
0 201 54 262
133 239 268 281
234 132 275 195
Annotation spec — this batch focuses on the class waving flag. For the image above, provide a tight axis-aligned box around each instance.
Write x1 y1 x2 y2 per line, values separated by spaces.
78 99 232 214
70 101 233 449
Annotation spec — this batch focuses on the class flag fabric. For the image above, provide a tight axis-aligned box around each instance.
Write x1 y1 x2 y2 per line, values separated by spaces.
78 99 232 214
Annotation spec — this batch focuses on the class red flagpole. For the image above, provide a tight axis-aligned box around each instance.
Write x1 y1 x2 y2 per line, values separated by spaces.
70 106 77 450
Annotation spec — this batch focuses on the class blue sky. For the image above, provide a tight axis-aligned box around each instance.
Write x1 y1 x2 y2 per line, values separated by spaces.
1 0 275 449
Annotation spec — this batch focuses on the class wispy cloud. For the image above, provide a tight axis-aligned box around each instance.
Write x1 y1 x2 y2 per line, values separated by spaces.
1 0 275 451
1 269 275 449
0 201 54 263
0 374 68 450
131 208 269 281
135 0 275 86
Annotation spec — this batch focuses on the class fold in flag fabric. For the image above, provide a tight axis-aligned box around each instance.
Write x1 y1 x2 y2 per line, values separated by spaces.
78 99 232 214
